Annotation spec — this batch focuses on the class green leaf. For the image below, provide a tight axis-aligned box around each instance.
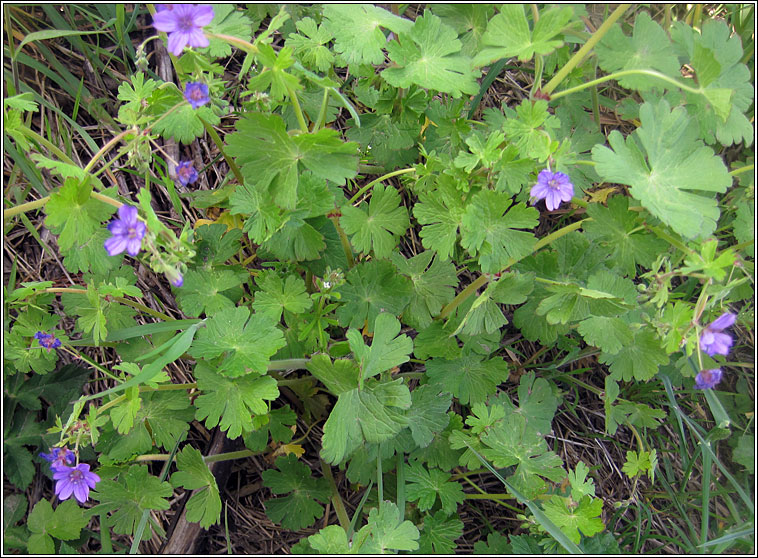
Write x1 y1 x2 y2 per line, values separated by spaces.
252 271 312 322
502 99 560 161
391 251 458 330
109 386 140 435
481 414 565 499
340 184 409 258
473 532 512 554
193 362 279 439
335 259 412 331
189 306 286 377
91 465 173 539
44 179 116 252
425 355 508 405
322 4 413 65
595 11 682 91
414 184 466 260
320 378 411 464
541 495 605 544
670 19 754 146
261 455 330 530
475 5 573 65
405 461 464 515
176 268 247 318
405 385 452 448
584 196 668 276
27 498 87 544
243 405 297 452
417 510 463 554
347 312 412 381
171 446 221 528
733 203 755 246
460 191 538 273
308 524 351 554
577 316 634 355
568 461 596 500
286 17 334 72
599 328 669 382
592 99 731 239
226 113 358 210
202 4 252 58
382 11 479 97
306 354 360 396
104 390 193 461
247 44 302 101
4 91 38 112
149 86 220 144
732 434 754 473
192 224 244 267
346 113 419 170
359 501 420 553
622 449 657 480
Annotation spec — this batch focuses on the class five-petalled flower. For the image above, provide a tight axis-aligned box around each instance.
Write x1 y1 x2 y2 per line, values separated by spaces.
152 4 214 57
694 368 723 390
176 161 198 186
184 82 210 109
40 447 76 471
530 170 574 211
104 205 146 257
700 312 737 357
53 463 100 504
34 331 62 352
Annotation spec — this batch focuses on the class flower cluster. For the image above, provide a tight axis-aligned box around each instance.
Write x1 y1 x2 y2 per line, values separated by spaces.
695 312 738 390
152 4 214 57
40 448 100 504
34 331 61 351
104 205 146 257
530 170 574 211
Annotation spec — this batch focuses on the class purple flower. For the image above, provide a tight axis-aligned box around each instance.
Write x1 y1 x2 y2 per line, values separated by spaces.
184 82 210 109
34 331 62 352
53 463 100 504
530 170 574 211
104 205 146 257
694 368 723 390
171 273 184 288
700 312 737 357
176 161 198 186
40 447 76 471
152 4 214 57
166 269 184 287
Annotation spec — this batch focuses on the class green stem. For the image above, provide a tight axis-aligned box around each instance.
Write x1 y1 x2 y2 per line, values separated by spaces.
205 32 259 55
321 459 351 532
90 191 124 210
729 164 754 176
330 215 355 268
436 218 591 321
646 224 696 256
18 126 77 166
551 69 705 101
140 382 197 392
199 116 245 186
114 297 174 322
267 358 310 371
4 196 50 218
83 129 133 174
312 87 330 132
287 83 309 133
543 4 630 95
349 168 416 204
